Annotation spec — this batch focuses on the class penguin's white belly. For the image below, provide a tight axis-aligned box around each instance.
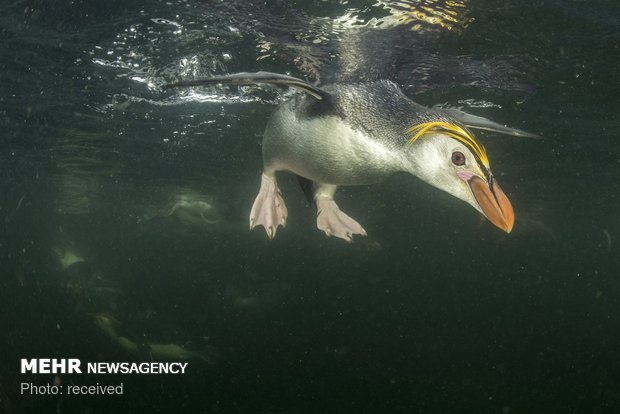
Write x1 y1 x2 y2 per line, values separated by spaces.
262 107 407 185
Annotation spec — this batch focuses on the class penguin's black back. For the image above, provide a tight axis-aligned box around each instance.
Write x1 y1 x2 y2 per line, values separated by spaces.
292 80 452 147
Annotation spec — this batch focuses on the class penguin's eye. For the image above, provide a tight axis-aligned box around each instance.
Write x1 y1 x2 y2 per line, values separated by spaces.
451 151 466 166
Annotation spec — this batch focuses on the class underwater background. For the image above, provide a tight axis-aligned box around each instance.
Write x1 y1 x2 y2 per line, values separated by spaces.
1 0 619 412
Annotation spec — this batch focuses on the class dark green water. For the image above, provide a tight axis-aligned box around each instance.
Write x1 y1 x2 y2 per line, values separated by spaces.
1 0 619 412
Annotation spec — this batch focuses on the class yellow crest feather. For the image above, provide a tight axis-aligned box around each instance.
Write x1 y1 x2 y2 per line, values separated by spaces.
407 121 489 168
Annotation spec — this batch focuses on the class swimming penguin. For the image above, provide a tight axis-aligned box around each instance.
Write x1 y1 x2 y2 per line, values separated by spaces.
167 72 537 241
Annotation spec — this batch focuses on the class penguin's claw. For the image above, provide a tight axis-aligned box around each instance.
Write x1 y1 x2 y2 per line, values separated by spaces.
316 198 367 242
250 173 288 240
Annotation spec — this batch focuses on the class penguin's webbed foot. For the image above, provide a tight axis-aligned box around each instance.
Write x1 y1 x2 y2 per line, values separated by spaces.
316 198 367 242
250 173 288 240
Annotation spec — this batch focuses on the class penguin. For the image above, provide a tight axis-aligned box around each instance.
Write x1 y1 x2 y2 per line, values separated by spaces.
167 72 537 241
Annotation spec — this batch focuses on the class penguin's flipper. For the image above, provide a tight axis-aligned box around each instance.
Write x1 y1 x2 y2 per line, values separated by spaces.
436 107 541 139
165 71 330 101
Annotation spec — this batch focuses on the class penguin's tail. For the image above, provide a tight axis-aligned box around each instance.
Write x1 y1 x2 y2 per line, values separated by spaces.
164 71 330 101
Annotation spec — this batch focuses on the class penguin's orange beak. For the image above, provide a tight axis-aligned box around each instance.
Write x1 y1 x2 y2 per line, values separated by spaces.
458 172 514 233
